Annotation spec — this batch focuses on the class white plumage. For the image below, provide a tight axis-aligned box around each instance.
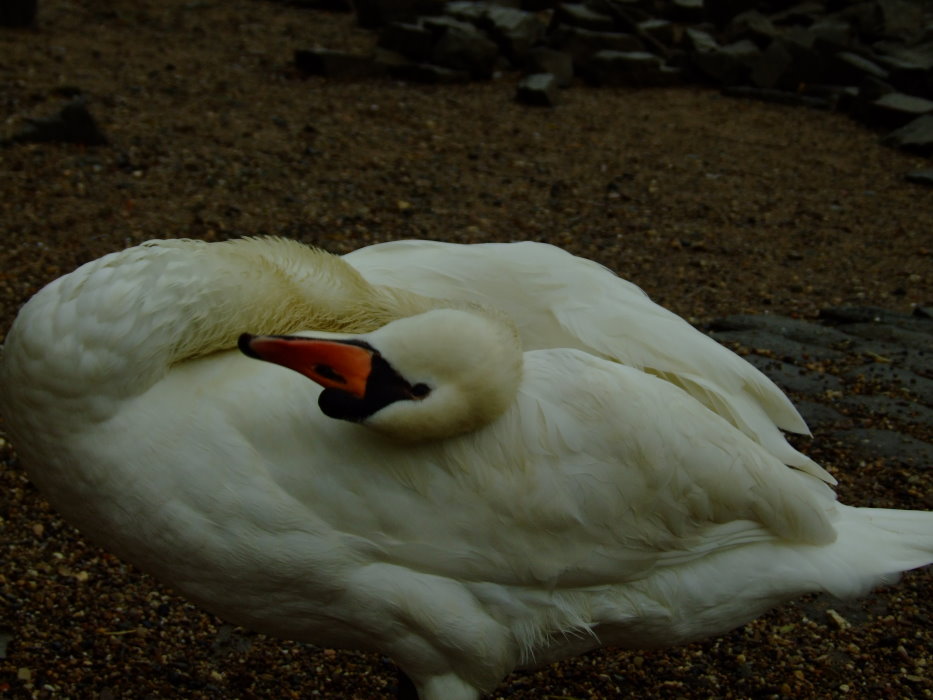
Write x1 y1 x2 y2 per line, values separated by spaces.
0 237 930 700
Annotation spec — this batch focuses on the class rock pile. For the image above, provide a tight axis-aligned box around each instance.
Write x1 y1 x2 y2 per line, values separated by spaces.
706 305 933 472
294 0 933 167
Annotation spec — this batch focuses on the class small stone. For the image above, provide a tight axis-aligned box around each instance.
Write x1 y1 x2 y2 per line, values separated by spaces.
904 169 933 186
515 73 559 106
524 47 573 87
3 99 108 147
882 115 933 156
827 609 850 629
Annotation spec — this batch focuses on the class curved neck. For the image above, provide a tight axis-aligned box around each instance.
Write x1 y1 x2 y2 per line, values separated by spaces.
1 238 447 423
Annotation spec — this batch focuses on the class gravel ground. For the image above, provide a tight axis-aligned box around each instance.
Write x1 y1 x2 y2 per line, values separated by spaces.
0 1 931 698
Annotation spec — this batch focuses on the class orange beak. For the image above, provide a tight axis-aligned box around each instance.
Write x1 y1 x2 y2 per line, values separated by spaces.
238 334 373 399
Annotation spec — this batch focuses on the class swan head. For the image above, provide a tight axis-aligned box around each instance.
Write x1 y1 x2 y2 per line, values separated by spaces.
239 308 522 442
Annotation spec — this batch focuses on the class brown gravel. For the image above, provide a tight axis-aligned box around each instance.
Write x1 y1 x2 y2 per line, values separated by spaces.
1 1 931 698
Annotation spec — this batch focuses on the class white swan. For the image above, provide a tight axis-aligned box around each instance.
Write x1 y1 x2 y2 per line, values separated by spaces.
0 237 930 700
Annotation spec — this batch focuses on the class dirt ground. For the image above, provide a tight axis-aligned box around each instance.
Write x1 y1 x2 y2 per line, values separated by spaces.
0 1 931 698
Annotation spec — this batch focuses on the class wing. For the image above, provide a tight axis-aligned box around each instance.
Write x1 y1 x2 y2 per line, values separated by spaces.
237 348 838 592
344 240 831 482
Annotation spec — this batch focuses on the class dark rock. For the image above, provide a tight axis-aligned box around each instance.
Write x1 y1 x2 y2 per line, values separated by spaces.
742 354 844 397
840 395 933 427
826 51 889 84
819 305 927 329
691 39 761 85
748 39 793 88
711 329 846 363
794 400 851 430
882 114 933 155
0 0 37 27
867 92 933 128
873 41 933 95
830 428 933 467
484 5 546 64
353 0 443 27
582 50 681 86
857 75 896 101
685 26 720 53
808 18 854 50
525 47 574 87
3 99 108 147
876 0 928 43
845 364 933 405
555 3 617 32
294 49 385 78
905 168 933 186
378 22 436 62
549 25 644 65
669 0 705 24
443 0 488 24
637 18 677 47
725 10 778 46
431 22 500 79
835 323 933 352
703 0 758 26
708 314 855 348
515 73 560 106
769 2 826 27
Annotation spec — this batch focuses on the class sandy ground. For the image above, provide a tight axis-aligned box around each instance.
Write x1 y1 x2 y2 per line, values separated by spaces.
0 1 931 698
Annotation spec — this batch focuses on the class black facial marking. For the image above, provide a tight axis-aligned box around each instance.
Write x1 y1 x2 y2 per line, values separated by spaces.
314 364 346 384
317 354 427 423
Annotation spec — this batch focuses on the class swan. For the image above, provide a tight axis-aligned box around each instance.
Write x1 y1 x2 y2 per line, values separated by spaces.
0 237 930 700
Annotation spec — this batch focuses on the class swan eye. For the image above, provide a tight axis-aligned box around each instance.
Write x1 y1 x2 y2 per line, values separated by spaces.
410 383 430 399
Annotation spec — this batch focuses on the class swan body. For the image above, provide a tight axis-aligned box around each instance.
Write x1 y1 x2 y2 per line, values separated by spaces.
1 237 930 700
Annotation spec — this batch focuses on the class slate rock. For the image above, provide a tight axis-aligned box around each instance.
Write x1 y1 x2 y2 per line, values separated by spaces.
845 364 933 406
637 18 677 48
708 314 855 348
741 354 843 397
582 50 680 86
835 323 933 353
525 47 574 86
3 99 108 147
703 0 758 26
725 10 778 46
710 329 846 363
353 0 444 27
881 114 933 156
826 51 889 84
905 168 933 186
555 3 617 32
863 92 933 128
549 25 644 65
793 400 851 431
431 23 500 79
383 58 472 83
669 0 705 24
840 395 933 428
378 21 436 62
691 38 761 85
484 5 546 64
515 73 560 106
819 305 930 331
830 428 933 467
